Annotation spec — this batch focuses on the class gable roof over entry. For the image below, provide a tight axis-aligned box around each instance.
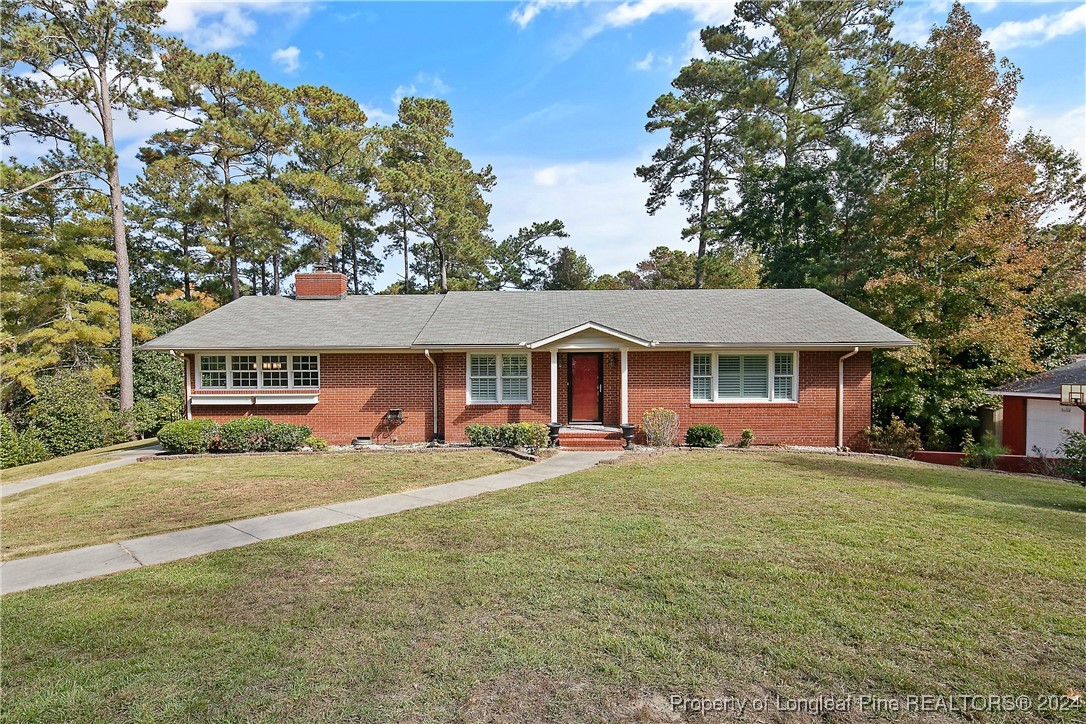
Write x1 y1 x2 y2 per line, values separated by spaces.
140 288 914 351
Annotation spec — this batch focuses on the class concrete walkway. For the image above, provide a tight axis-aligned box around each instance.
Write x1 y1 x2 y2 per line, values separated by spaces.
1 443 163 499
0 450 621 595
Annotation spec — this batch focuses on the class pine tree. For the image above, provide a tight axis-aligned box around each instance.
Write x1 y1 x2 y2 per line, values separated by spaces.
2 0 168 412
1 163 119 406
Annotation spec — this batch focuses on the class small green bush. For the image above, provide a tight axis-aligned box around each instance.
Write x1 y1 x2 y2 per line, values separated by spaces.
0 417 51 469
131 395 183 438
157 419 219 454
218 416 274 453
465 424 498 447
1056 429 1086 483
305 436 329 451
265 422 312 452
465 422 549 451
685 424 724 448
27 370 112 456
864 416 922 457
960 431 1008 470
640 408 679 447
738 428 755 448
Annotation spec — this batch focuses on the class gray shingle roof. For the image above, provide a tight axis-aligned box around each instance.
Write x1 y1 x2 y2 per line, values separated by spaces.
988 357 1086 397
140 289 913 351
140 294 443 350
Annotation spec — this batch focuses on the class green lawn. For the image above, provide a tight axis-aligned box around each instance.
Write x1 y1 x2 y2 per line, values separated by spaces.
3 452 1084 722
1 438 159 484
1 450 526 560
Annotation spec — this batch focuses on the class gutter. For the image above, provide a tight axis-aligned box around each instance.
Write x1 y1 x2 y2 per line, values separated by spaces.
424 349 438 441
837 347 859 450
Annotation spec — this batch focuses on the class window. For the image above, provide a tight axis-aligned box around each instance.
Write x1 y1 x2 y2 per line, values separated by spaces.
692 354 712 401
200 355 227 388
231 355 257 388
292 356 319 387
691 351 796 402
468 352 530 404
197 354 320 390
261 355 288 387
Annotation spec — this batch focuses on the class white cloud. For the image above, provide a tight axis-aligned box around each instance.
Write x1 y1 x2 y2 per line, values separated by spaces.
985 4 1086 51
271 46 301 74
510 0 575 29
1009 103 1086 161
159 1 312 52
489 155 688 275
360 104 396 125
391 73 451 105
631 51 655 71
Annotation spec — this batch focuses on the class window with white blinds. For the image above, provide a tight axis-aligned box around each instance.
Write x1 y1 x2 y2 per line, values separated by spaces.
691 352 797 402
468 353 531 404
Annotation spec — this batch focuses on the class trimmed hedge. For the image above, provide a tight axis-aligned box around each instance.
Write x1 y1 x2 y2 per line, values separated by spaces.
157 419 220 454
685 424 724 448
157 417 310 454
465 422 549 451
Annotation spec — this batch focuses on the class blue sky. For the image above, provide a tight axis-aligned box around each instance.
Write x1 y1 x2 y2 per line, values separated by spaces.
11 1 1086 288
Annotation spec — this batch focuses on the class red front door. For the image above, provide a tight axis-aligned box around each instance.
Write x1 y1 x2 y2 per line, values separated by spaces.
569 353 602 423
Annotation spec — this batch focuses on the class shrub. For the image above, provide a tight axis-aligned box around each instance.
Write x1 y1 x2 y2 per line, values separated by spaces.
265 422 312 452
640 408 679 447
305 436 329 451
27 369 112 456
738 428 755 448
960 431 1008 470
1056 429 1086 483
0 417 51 469
218 416 275 452
685 424 724 448
131 395 183 438
465 422 549 451
157 419 219 454
864 415 922 458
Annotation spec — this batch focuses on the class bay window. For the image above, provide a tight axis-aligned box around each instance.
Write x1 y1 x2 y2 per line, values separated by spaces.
468 352 530 404
691 351 797 402
196 353 320 390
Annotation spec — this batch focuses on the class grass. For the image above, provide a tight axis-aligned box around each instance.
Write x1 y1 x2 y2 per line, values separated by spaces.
1 450 527 560
0 438 159 484
3 451 1084 722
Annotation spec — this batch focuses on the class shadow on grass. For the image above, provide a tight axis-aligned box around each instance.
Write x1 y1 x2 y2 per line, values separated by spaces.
772 454 1086 516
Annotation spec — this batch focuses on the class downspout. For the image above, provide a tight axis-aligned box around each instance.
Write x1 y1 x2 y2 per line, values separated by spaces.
837 347 859 450
171 350 192 420
424 349 438 442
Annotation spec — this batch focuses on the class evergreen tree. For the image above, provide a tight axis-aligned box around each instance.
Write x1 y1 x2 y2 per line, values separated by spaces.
486 220 568 290
545 246 595 290
1 163 119 406
2 0 168 413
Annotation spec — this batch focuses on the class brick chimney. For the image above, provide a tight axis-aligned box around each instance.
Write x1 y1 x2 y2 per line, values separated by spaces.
295 263 348 300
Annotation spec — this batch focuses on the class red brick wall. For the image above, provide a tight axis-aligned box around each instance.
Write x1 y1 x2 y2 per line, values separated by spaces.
188 352 435 445
626 350 872 450
441 351 553 441
185 349 872 449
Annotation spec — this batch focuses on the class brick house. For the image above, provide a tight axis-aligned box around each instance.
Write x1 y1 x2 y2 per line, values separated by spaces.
141 269 913 450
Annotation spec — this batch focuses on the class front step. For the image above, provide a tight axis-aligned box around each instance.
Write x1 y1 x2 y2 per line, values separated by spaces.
558 430 626 451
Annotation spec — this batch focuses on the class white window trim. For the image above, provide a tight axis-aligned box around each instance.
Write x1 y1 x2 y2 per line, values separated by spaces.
466 352 532 405
195 353 321 391
690 350 798 404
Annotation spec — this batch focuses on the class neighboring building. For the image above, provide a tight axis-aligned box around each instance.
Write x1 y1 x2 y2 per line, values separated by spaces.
987 357 1086 457
141 269 914 449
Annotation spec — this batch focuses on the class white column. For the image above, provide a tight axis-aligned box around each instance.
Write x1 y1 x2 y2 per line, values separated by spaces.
620 348 629 425
550 350 559 423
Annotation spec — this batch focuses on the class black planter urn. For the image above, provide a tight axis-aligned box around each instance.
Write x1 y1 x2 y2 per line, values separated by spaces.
547 422 562 448
620 423 636 450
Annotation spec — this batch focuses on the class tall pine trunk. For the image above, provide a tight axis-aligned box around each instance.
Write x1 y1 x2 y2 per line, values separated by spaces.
99 58 134 416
